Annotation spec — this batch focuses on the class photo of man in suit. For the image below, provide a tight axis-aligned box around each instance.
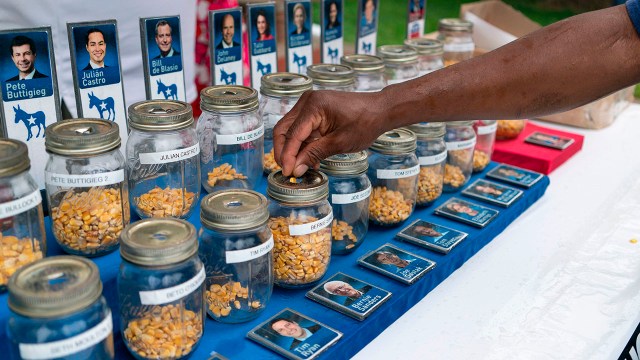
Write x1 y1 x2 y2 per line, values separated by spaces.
154 20 180 58
324 280 372 306
270 318 321 350
7 35 47 81
216 14 239 49
83 28 108 70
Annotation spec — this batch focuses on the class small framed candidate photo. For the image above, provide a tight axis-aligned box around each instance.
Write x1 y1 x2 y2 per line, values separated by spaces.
396 219 468 254
358 243 436 284
287 1 312 44
358 0 378 36
486 163 543 188
248 308 342 360
323 0 343 40
525 131 574 150
248 4 277 49
210 8 243 86
306 272 391 320
0 30 52 85
143 16 182 64
69 22 121 82
435 197 499 228
462 179 523 207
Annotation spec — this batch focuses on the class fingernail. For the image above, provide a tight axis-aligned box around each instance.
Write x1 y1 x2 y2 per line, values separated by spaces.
294 164 308 177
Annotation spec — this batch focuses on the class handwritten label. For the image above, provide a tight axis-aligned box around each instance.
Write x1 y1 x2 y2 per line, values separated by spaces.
216 125 264 145
477 123 498 135
419 151 447 166
138 143 200 165
443 43 475 52
0 190 41 219
225 236 274 264
139 267 205 305
376 165 420 179
331 186 371 205
446 139 476 151
45 170 124 188
288 212 333 236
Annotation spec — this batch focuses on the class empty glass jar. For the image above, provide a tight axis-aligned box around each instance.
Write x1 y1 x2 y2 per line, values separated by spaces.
444 121 476 192
378 45 420 85
404 38 445 76
473 120 497 172
340 54 386 92
438 18 474 66
407 122 446 207
306 64 355 91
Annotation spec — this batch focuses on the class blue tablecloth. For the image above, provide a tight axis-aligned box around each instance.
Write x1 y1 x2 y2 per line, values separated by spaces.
0 162 549 359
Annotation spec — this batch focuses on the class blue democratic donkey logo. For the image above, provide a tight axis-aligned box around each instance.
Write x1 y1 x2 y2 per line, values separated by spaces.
328 47 339 64
220 68 237 85
293 53 307 73
13 104 45 141
362 41 372 54
88 92 115 121
156 79 178 100
257 61 272 76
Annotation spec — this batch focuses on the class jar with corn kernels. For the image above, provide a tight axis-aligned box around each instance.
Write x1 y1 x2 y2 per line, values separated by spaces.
306 63 355 91
7 256 114 359
444 121 476 192
0 140 45 292
407 122 446 207
118 219 205 360
368 129 419 226
320 152 371 255
473 120 497 173
199 190 273 323
496 120 527 140
404 38 444 77
340 54 387 92
126 100 200 220
267 170 332 288
260 73 313 174
378 45 420 85
437 18 474 67
45 119 128 257
197 85 263 193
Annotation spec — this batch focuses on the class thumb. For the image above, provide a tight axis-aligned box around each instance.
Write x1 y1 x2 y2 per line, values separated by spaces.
292 137 334 177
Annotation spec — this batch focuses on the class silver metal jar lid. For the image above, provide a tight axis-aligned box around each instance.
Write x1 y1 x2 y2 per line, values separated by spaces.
267 170 329 204
377 45 418 64
201 190 269 231
120 218 198 267
8 256 103 318
128 100 193 131
404 38 444 56
407 122 446 139
438 18 473 32
200 85 259 113
340 55 385 72
446 120 475 127
45 119 120 156
0 139 30 177
260 73 313 97
306 64 355 87
369 128 417 154
320 151 368 176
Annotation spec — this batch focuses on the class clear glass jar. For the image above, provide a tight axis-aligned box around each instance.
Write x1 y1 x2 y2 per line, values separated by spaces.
306 64 355 91
407 122 446 207
126 100 201 220
473 120 497 173
404 38 444 76
45 120 128 257
118 219 205 360
197 86 263 193
496 119 527 140
199 190 273 323
378 45 420 85
260 73 313 174
368 129 419 226
444 121 476 192
437 18 474 67
320 152 371 255
0 140 45 292
7 256 114 360
267 170 332 288
340 54 386 92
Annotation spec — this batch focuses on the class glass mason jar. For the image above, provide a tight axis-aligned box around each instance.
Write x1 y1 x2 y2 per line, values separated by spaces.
496 119 527 140
267 170 332 288
368 129 419 226
404 38 445 77
197 86 263 193
444 121 477 192
118 219 205 360
0 140 45 292
340 54 387 92
306 63 355 91
45 119 128 257
260 73 313 174
473 120 497 173
377 45 420 85
126 101 200 220
320 152 371 255
199 190 273 323
437 18 474 67
407 122 447 207
7 256 114 360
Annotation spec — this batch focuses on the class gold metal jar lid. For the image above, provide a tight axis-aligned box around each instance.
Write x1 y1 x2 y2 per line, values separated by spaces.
407 122 446 139
306 64 355 87
45 119 120 156
377 45 418 64
340 54 385 72
438 18 473 32
260 73 313 97
120 218 198 267
369 128 417 154
267 170 329 204
8 256 103 318
0 139 30 177
446 120 475 127
128 100 193 131
201 190 269 231
404 38 444 56
200 85 259 113
320 151 368 176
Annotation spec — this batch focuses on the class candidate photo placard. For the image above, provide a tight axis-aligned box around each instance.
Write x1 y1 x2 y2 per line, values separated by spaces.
247 2 278 91
321 0 343 64
356 0 379 55
210 8 243 86
285 0 313 74
407 0 426 39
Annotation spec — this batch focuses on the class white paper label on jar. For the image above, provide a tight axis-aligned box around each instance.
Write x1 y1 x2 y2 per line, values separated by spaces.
225 235 274 264
419 151 447 166
477 123 498 135
376 165 421 179
288 211 333 236
138 143 200 165
216 125 264 145
0 190 41 219
446 139 476 151
331 185 372 205
45 170 124 188
139 267 206 305
444 43 475 52
19 312 113 360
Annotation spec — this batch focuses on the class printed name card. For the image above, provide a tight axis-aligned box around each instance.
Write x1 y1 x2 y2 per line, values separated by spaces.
321 0 344 64
247 2 278 92
356 0 380 55
210 8 244 86
407 0 426 39
285 0 313 74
